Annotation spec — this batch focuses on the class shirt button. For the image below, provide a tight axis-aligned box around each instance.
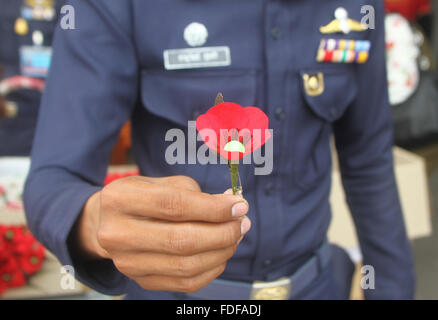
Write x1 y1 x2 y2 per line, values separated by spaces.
275 107 285 120
264 259 272 266
271 27 281 40
264 182 274 196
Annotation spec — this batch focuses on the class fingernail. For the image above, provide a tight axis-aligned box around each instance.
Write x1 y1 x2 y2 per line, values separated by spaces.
237 235 244 245
241 217 251 235
232 201 249 217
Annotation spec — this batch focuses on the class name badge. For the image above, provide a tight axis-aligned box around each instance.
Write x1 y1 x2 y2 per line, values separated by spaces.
20 46 52 78
163 46 231 70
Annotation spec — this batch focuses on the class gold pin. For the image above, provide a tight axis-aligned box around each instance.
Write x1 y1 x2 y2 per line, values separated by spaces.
320 7 366 34
25 0 54 8
346 19 367 32
14 17 29 36
303 73 324 96
5 102 18 118
320 18 367 34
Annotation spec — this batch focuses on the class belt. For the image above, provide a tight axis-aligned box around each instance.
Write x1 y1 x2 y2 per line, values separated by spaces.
186 241 332 300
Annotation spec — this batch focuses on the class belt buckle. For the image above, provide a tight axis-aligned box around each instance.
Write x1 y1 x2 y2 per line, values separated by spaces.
250 277 291 300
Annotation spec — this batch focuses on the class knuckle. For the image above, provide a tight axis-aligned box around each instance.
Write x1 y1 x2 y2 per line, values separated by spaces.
225 246 237 260
211 199 230 221
175 175 201 192
112 257 132 275
96 224 114 249
178 277 202 293
166 226 196 254
217 263 227 277
210 199 223 219
220 263 227 274
159 190 185 219
174 256 198 277
100 185 121 213
222 223 240 246
136 278 152 291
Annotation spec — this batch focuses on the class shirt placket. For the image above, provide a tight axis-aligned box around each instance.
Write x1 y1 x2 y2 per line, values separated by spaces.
252 0 291 280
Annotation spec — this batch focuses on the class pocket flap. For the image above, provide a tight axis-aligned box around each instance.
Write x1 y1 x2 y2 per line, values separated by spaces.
140 70 258 127
299 69 357 122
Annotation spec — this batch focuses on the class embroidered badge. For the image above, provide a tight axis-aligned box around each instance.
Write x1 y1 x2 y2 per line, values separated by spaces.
184 22 208 47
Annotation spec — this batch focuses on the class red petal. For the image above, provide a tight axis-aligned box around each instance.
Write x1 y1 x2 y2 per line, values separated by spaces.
196 102 271 160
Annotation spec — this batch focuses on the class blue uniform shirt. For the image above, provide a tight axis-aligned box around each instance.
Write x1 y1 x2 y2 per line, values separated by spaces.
23 0 415 299
0 0 64 155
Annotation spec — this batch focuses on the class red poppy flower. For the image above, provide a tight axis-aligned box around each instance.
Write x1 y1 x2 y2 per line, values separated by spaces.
0 225 46 295
2 269 26 289
0 237 10 262
0 256 26 289
19 242 45 275
196 102 271 161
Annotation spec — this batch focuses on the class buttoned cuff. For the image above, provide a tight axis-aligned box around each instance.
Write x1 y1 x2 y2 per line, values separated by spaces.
24 170 130 296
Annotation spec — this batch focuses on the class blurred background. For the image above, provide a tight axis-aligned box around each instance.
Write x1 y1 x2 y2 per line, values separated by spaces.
0 0 438 299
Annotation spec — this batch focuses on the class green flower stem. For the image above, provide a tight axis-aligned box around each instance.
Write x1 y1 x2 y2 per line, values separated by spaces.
228 161 240 195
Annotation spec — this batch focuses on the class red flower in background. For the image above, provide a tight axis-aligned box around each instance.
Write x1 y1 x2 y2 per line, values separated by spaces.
19 244 45 275
0 258 26 291
196 102 271 161
15 228 45 275
385 0 431 21
104 170 140 185
0 225 45 295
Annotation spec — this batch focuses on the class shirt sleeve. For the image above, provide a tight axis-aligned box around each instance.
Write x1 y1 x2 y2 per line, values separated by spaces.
333 0 415 299
23 0 138 295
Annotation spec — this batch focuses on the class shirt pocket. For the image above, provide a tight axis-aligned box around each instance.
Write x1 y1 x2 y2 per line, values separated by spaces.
139 68 260 194
292 67 358 190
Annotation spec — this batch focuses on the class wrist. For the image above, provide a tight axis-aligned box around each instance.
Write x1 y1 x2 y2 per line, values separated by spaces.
73 191 109 260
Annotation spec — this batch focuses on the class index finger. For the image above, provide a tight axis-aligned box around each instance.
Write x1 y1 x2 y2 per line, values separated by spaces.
117 179 249 222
